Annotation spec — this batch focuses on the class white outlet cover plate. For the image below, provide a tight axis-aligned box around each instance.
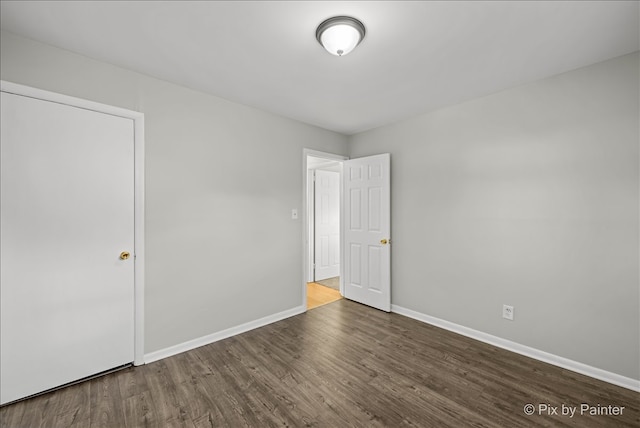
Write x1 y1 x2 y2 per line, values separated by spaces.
503 305 514 320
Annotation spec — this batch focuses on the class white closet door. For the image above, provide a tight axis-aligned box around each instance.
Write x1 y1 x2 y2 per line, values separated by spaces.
343 154 391 312
1 91 135 404
314 170 340 281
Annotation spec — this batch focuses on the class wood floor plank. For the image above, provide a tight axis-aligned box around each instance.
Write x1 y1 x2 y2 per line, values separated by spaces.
117 365 150 400
51 382 91 428
0 399 26 428
88 374 125 428
222 339 316 423
143 361 194 428
174 380 226 428
8 390 60 428
190 345 268 427
2 299 638 427
121 391 158 428
307 282 342 309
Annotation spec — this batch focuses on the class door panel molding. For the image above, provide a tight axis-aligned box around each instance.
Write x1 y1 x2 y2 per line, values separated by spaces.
314 169 340 281
343 153 391 312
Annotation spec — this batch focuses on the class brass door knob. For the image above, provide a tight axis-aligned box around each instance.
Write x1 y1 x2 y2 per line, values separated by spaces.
119 251 131 260
380 239 388 245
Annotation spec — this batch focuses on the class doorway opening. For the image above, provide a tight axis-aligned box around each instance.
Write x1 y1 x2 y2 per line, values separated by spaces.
303 150 392 312
303 150 347 310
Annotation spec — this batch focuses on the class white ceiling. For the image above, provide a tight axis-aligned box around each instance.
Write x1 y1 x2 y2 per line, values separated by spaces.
1 1 638 135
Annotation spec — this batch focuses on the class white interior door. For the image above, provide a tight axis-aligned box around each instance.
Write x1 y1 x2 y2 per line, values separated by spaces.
0 91 135 404
314 169 340 281
343 154 391 312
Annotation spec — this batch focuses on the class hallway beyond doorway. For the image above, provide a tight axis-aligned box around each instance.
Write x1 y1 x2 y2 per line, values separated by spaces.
314 276 339 291
307 282 341 309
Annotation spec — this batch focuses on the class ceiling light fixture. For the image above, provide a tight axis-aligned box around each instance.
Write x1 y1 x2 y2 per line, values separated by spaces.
316 16 366 57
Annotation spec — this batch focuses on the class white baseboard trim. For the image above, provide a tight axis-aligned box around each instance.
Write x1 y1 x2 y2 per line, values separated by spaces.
391 304 640 392
144 305 306 364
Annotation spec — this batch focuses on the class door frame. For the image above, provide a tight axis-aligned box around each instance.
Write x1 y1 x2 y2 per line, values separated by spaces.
302 149 347 308
1 80 146 365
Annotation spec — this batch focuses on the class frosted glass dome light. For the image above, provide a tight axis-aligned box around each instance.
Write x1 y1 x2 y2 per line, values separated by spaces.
316 16 366 56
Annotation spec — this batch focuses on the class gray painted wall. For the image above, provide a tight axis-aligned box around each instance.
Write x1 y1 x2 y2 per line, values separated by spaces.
0 31 348 353
349 53 639 380
2 29 638 381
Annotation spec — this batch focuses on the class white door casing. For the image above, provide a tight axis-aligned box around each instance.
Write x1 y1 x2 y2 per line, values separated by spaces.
314 169 340 281
343 154 391 312
0 83 144 405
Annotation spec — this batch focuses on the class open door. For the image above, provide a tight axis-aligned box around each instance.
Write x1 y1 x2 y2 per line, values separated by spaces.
314 169 340 281
343 154 390 312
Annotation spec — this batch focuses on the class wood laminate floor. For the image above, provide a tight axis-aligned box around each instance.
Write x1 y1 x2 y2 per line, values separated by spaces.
1 299 638 427
313 277 340 291
307 282 342 310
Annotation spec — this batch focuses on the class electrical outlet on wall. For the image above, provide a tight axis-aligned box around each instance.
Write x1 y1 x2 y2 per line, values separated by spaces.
503 304 514 320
